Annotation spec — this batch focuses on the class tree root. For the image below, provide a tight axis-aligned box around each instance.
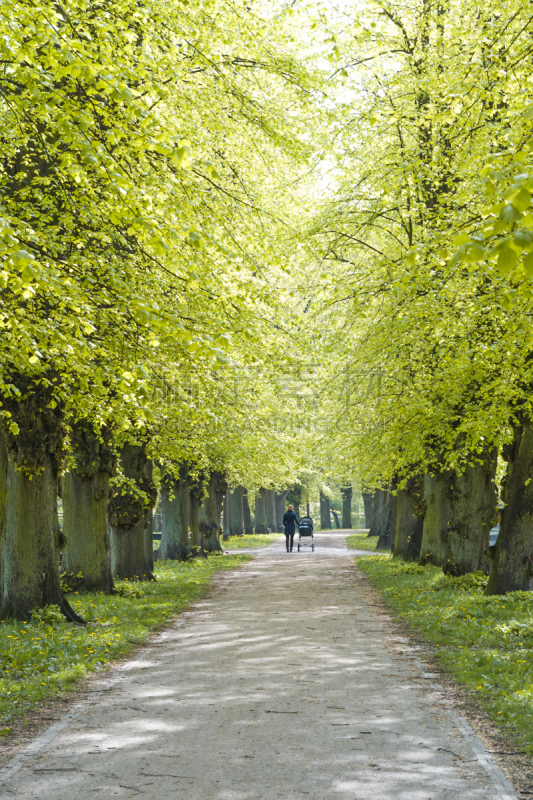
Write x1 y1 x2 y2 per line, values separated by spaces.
60 595 86 625
0 594 86 625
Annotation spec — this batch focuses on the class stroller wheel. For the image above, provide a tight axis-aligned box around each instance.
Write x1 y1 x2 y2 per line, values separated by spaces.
298 543 300 551
312 542 315 551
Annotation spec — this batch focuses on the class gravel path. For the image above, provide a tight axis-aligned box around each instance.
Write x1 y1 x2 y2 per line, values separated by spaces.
0 532 517 800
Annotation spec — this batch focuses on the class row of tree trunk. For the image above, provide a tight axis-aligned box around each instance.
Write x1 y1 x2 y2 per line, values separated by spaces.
366 429 533 593
318 488 354 530
0 409 232 620
252 488 289 534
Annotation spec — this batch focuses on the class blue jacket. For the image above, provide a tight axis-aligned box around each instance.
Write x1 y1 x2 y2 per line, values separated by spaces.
283 510 300 535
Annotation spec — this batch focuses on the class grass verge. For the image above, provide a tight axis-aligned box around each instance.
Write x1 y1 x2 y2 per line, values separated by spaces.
358 554 533 754
223 533 282 549
0 553 250 731
347 532 380 551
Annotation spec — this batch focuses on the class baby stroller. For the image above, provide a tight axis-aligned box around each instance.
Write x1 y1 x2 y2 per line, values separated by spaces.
298 516 314 552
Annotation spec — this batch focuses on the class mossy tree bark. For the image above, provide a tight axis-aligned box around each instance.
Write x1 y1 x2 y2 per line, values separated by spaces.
319 492 331 530
144 509 154 573
392 475 425 560
376 490 393 550
160 463 190 560
369 488 388 538
243 488 254 535
341 486 352 529
419 470 452 566
62 422 115 594
222 492 229 541
215 472 227 528
419 451 497 574
144 460 155 572
487 423 533 593
0 378 84 623
255 489 267 533
190 473 206 555
199 472 224 553
0 439 7 591
228 486 244 537
362 489 374 528
266 489 277 532
445 450 497 575
109 444 157 579
275 490 289 530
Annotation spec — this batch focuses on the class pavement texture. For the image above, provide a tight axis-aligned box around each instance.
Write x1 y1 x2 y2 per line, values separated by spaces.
0 532 517 800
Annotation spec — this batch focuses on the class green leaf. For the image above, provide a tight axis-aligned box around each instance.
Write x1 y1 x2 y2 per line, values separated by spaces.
453 233 470 246
496 246 517 275
14 249 34 267
513 229 533 248
21 263 36 282
523 252 533 279
500 204 523 224
512 188 532 213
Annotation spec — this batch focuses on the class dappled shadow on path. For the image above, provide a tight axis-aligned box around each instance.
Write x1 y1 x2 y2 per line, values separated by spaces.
4 533 500 799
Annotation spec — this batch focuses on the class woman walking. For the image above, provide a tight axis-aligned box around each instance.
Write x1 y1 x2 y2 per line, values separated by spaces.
283 504 300 553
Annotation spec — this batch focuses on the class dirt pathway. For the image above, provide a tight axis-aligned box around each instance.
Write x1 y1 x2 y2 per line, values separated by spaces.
0 532 518 799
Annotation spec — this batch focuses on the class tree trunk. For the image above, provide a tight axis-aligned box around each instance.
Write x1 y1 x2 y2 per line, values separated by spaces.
275 490 289 531
376 492 393 549
362 490 374 528
243 488 253 535
445 450 497 575
369 489 388 537
189 487 202 555
160 464 190 560
320 492 331 530
144 509 154 573
331 509 341 529
109 444 157 578
419 453 497 574
0 387 83 623
341 486 353 529
222 492 229 541
62 422 115 594
389 490 398 553
228 486 244 537
266 489 277 533
63 471 113 593
199 472 224 554
392 475 425 561
255 490 267 534
0 457 84 622
419 469 453 566
0 438 7 592
487 424 533 593
143 460 154 572
214 472 227 528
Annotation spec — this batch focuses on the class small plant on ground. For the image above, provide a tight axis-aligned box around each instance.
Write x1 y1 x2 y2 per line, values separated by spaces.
347 532 380 552
0 553 251 727
223 533 281 549
358 554 533 755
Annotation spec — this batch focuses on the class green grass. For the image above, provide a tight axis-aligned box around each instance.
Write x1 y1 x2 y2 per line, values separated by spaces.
223 533 282 549
347 532 380 551
358 554 533 753
0 553 250 731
